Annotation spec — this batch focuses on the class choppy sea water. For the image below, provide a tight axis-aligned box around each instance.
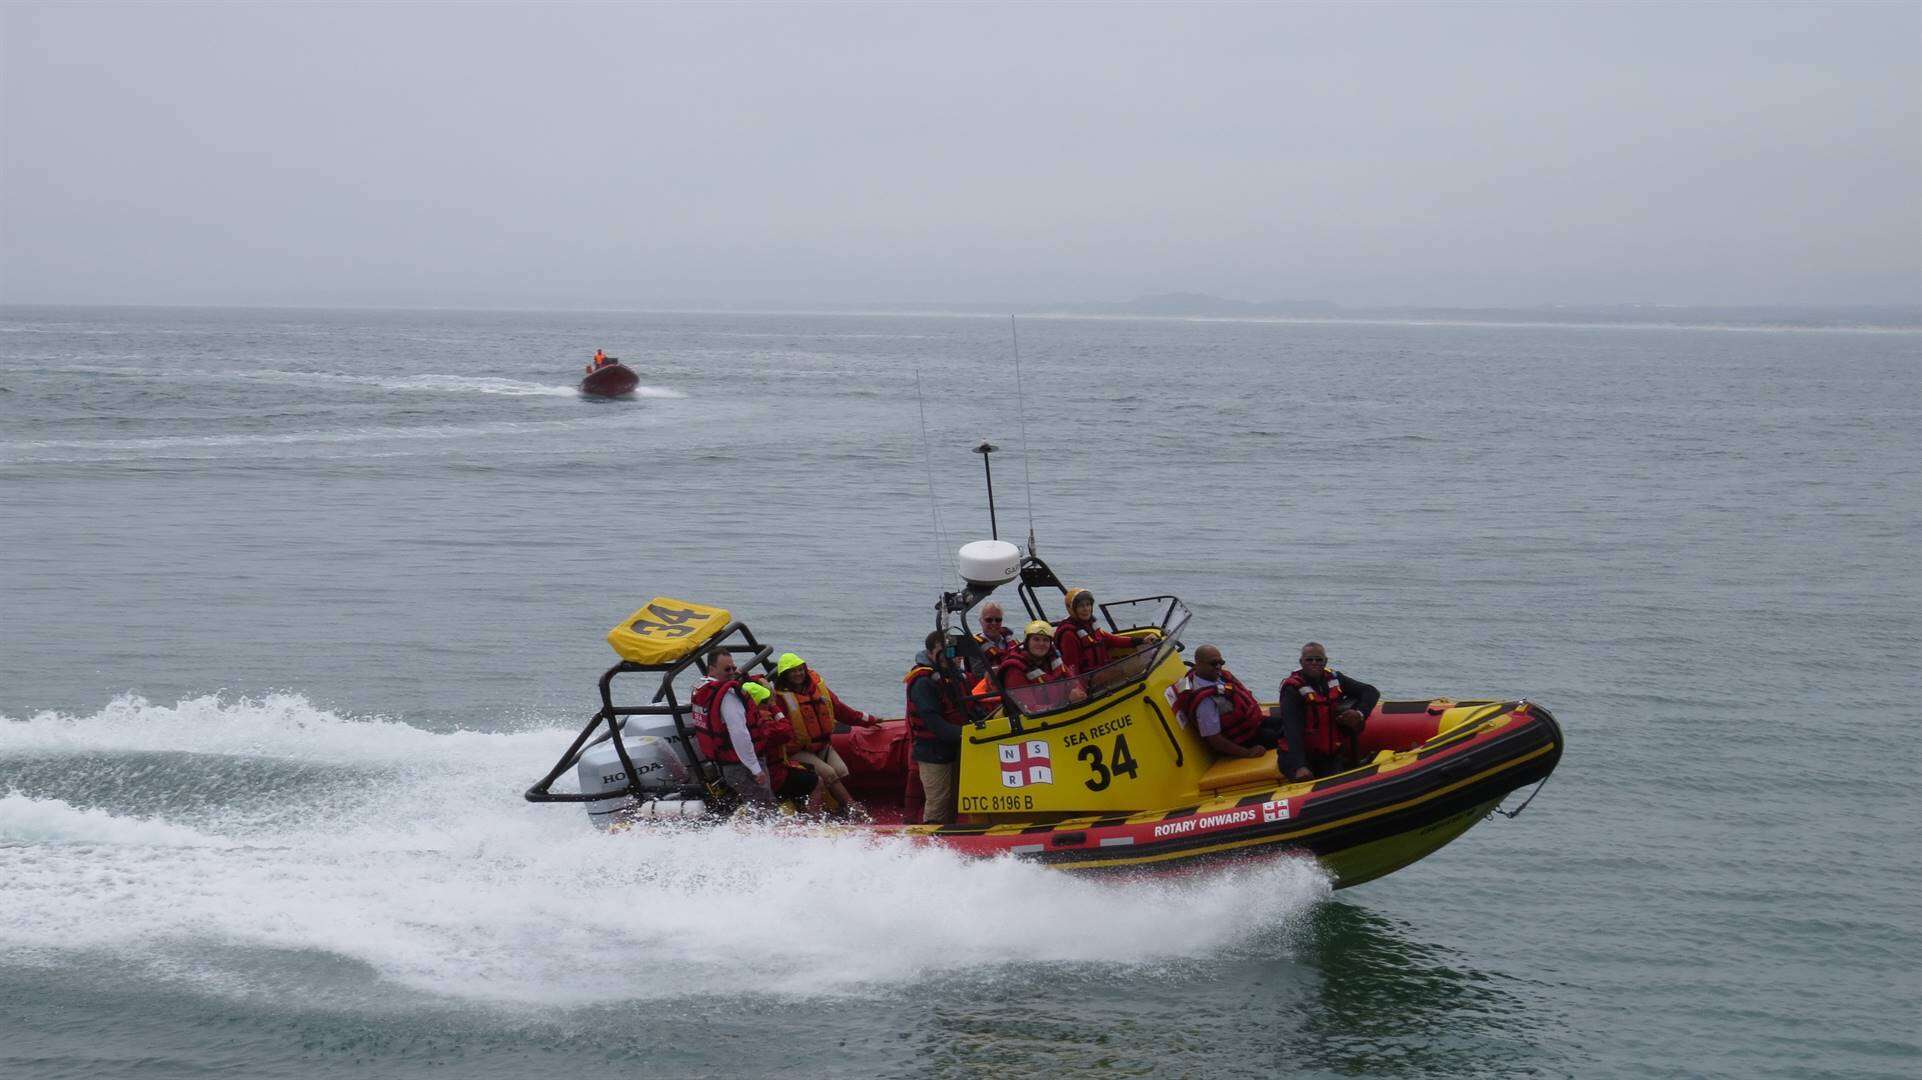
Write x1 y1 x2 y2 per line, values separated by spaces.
1 305 1917 1079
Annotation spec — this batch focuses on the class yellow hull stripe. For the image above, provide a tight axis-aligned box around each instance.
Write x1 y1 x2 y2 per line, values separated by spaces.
1053 741 1556 871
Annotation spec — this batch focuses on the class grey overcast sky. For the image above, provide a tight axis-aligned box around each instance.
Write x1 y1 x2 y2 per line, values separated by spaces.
3 1 1917 309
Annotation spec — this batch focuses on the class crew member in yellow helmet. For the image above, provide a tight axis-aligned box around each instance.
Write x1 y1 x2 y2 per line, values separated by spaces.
772 651 881 816
998 620 1072 691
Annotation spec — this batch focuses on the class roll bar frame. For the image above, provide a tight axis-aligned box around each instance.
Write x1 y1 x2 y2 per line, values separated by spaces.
523 622 776 805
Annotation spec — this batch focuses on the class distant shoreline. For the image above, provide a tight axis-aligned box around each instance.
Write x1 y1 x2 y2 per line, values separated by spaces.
4 300 1918 333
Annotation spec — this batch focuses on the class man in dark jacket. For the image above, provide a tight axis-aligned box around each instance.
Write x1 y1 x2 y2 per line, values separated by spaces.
906 629 972 824
1275 641 1381 780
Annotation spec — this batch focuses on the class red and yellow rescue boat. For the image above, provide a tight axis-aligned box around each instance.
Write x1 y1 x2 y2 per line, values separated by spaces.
526 555 1562 889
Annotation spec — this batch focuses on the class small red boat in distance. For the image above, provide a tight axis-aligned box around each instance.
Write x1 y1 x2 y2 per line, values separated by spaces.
580 352 639 398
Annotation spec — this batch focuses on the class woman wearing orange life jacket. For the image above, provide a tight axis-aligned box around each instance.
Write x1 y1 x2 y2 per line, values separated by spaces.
1054 588 1140 674
772 652 880 816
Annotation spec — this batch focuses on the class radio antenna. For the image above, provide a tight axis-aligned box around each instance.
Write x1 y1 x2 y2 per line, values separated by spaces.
973 441 999 539
1010 315 1038 554
913 366 948 590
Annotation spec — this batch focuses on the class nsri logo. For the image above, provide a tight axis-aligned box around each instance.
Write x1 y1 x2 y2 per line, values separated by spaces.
999 740 1053 788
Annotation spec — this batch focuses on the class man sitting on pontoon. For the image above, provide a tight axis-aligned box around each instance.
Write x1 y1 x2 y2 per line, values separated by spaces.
1276 642 1380 780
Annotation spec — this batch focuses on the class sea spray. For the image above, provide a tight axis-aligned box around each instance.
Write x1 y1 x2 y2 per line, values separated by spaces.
1 694 1330 1006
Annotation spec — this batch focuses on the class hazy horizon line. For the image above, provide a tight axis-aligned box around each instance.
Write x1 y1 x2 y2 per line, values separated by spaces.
5 298 1918 333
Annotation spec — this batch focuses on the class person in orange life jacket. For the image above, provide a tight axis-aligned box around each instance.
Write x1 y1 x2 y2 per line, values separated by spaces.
1175 644 1281 759
1275 642 1381 780
906 630 972 824
741 682 822 804
737 681 786 769
1054 588 1140 673
585 348 607 375
772 651 880 815
691 650 815 810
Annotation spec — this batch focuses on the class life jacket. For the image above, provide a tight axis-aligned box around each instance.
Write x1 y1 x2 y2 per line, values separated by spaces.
777 669 841 753
974 627 1018 664
691 676 778 766
756 702 795 783
1281 670 1350 758
998 646 1067 690
904 664 970 744
1174 667 1265 744
1056 616 1121 670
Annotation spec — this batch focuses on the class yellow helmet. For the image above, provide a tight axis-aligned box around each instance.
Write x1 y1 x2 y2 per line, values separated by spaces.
775 652 806 676
1065 588 1094 613
740 682 771 704
1024 620 1055 639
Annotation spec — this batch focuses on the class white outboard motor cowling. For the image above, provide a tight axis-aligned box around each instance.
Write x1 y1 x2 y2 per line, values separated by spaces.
575 715 695 826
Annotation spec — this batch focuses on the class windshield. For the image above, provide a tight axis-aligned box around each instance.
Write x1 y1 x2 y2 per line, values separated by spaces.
1099 595 1187 636
1001 640 1168 718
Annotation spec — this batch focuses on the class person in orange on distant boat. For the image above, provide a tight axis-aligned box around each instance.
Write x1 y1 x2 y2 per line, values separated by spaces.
1054 588 1139 673
586 348 614 375
771 651 880 817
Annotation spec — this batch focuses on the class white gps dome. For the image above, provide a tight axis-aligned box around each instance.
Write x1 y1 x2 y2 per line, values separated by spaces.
956 540 1021 589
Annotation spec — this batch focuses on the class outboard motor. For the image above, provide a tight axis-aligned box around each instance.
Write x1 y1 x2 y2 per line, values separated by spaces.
574 714 700 827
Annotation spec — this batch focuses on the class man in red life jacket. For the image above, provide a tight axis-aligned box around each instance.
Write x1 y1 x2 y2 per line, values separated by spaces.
906 630 972 824
691 649 815 810
1276 641 1381 780
1173 644 1279 759
1055 588 1139 674
973 603 1019 666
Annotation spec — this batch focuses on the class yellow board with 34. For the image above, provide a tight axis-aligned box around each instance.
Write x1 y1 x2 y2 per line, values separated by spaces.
606 598 732 665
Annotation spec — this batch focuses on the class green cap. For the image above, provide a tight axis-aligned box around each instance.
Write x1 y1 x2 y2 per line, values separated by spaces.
741 682 771 704
775 652 806 676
